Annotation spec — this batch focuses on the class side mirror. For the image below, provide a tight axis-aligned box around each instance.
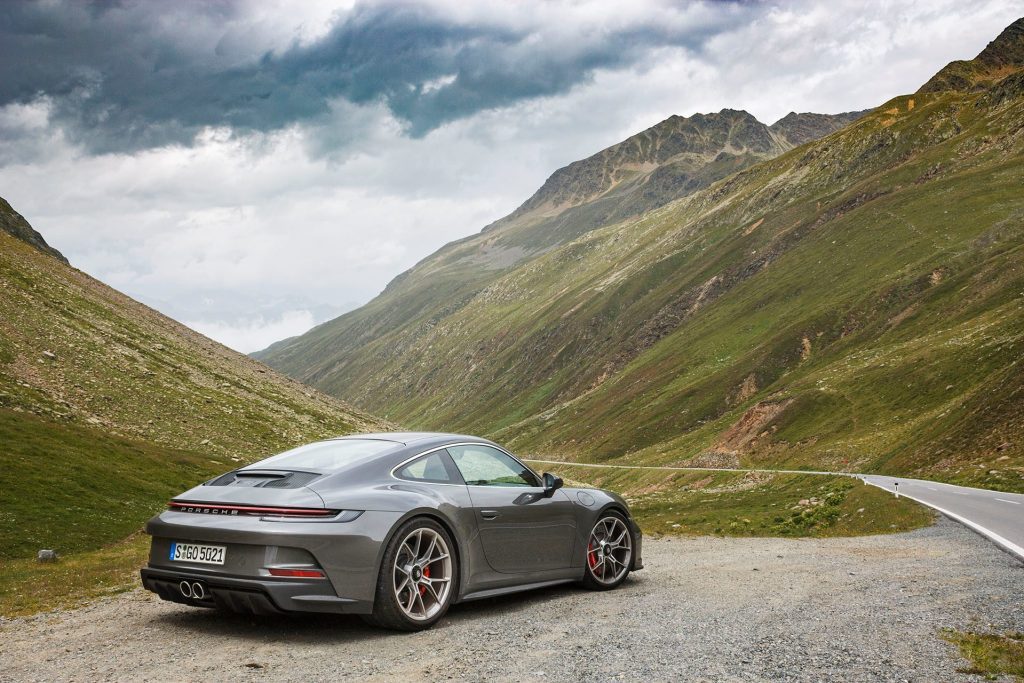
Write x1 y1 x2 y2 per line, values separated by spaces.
542 472 564 498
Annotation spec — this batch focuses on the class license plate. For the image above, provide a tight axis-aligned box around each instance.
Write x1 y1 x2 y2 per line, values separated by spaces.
169 542 226 565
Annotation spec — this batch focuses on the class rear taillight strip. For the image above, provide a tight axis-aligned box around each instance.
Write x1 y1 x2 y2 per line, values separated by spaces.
268 568 325 578
168 501 337 517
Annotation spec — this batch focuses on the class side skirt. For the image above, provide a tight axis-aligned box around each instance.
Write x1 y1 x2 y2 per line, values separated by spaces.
457 578 579 603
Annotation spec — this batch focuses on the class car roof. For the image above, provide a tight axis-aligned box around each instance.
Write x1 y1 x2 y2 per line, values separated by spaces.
329 432 494 447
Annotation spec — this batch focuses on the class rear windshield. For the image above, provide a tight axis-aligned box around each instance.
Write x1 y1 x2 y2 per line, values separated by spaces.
244 439 397 472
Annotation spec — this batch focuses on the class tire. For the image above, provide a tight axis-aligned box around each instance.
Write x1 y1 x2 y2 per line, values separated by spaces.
580 511 634 591
363 517 457 631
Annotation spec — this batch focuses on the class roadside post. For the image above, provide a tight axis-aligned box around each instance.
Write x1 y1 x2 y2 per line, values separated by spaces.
894 482 899 499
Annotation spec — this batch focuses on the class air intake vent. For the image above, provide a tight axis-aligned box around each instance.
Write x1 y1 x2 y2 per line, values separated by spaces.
263 472 319 488
207 470 320 489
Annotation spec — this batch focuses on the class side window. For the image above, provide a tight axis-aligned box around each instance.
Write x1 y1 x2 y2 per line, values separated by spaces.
395 451 457 484
448 445 540 487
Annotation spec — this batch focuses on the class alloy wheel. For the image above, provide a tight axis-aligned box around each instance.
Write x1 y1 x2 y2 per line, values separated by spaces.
587 516 632 585
393 527 453 621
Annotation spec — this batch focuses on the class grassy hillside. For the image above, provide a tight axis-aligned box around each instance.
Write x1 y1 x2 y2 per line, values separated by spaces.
0 219 388 612
528 463 934 538
0 409 228 560
0 229 383 462
256 109 861 380
258 20 1024 493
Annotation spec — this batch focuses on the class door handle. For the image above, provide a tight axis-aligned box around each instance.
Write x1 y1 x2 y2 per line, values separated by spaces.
481 510 499 520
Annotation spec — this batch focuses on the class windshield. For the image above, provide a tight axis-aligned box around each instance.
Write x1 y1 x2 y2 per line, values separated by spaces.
244 439 397 472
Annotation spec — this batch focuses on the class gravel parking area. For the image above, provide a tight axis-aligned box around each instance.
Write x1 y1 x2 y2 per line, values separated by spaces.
1 517 1021 682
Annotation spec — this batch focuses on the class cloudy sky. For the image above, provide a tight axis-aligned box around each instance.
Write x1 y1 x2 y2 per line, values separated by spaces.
1 0 1020 352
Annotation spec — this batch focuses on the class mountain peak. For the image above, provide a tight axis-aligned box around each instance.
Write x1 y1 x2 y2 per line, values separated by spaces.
0 197 68 264
918 17 1024 93
503 109 782 224
769 110 870 147
495 107 863 232
976 17 1024 68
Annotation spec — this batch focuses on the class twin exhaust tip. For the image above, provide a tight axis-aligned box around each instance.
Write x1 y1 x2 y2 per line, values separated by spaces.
178 580 207 600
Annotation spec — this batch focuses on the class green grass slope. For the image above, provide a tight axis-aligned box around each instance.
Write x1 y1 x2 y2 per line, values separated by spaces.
0 409 226 560
487 87 1024 493
0 219 390 615
0 223 387 563
255 110 861 385
527 463 934 538
259 20 1024 493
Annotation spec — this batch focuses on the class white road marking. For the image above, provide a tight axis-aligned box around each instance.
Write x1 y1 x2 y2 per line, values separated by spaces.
523 460 1024 561
862 481 1024 561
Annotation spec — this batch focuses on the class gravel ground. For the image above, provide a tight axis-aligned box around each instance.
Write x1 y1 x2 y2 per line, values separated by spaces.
1 517 1021 683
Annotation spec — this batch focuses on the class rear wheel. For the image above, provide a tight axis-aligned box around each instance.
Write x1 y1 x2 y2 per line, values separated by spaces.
581 512 633 590
363 517 456 631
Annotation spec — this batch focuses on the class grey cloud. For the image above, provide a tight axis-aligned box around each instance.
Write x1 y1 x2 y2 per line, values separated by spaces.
0 0 758 154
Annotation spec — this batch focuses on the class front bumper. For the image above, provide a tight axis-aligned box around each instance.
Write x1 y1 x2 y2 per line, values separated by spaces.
140 567 366 615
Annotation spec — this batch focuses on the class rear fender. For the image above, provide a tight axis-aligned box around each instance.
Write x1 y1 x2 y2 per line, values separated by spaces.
374 506 474 603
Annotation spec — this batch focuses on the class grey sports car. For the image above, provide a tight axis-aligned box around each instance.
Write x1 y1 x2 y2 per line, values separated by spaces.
141 432 643 630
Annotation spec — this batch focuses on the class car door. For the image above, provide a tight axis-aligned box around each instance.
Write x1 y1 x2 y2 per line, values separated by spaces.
447 444 577 573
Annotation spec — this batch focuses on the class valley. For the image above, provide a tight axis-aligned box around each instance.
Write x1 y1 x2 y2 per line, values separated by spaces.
258 20 1024 495
0 20 1022 669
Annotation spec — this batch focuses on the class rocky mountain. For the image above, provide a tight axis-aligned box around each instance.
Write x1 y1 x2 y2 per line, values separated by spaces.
259 18 1024 494
0 208 387 562
919 17 1024 93
1 196 68 264
768 110 867 147
483 108 864 253
256 108 863 388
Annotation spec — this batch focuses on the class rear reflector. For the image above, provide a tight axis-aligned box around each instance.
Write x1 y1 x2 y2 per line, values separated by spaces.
168 501 337 518
268 568 325 578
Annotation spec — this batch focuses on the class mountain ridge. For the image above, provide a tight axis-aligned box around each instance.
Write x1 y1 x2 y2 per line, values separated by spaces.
258 18 1024 493
1 196 68 264
918 17 1024 93
482 108 866 245
255 107 865 379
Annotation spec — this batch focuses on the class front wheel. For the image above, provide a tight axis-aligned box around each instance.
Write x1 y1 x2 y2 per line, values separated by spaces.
581 512 634 590
363 518 457 631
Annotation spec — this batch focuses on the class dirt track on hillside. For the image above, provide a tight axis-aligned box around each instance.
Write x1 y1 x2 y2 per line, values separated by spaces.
1 517 1021 682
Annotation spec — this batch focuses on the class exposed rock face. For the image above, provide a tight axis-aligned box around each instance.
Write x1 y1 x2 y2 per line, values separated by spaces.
715 400 793 454
493 108 866 236
0 197 68 264
769 111 870 147
972 16 1024 70
509 110 782 219
918 17 1024 93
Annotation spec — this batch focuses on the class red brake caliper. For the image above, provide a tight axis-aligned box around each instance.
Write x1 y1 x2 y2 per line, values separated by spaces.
419 565 430 595
587 541 598 569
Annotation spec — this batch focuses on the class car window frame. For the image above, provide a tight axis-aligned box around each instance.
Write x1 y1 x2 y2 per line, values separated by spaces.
446 443 542 488
389 442 539 488
392 449 465 485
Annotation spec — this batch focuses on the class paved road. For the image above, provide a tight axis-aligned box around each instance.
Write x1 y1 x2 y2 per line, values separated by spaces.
860 475 1024 560
526 459 1024 561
